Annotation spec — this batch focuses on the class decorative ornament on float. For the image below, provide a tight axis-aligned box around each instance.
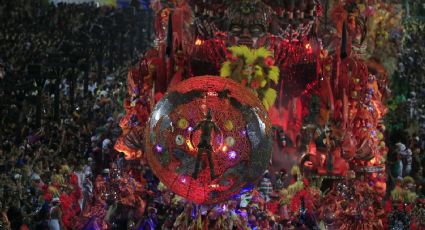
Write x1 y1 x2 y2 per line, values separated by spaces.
144 76 273 204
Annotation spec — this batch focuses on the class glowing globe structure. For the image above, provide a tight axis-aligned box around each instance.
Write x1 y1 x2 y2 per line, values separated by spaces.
145 76 273 204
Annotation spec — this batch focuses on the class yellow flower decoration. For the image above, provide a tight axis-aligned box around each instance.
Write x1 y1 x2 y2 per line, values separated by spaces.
224 120 234 131
178 118 189 129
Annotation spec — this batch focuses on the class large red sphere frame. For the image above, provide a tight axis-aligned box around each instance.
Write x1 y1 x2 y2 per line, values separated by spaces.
145 76 273 204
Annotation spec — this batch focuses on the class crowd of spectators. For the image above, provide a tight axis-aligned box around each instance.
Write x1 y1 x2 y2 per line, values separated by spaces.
0 0 152 118
0 0 153 229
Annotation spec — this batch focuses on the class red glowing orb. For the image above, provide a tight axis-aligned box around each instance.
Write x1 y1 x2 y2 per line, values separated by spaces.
145 76 273 204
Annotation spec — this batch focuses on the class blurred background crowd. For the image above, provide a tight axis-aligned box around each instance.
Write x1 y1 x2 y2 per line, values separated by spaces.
0 0 155 229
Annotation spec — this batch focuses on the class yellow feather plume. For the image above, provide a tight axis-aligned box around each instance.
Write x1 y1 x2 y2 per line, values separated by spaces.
269 66 279 84
279 189 291 205
291 165 301 177
262 88 277 110
60 165 71 174
402 176 415 185
172 195 184 205
254 47 272 58
391 186 403 202
287 180 305 196
157 182 168 191
48 186 59 196
228 46 254 63
220 61 232 77
405 191 417 203
220 45 281 111
53 174 65 186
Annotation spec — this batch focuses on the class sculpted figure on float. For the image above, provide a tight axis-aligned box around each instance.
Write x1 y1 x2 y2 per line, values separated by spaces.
301 1 388 177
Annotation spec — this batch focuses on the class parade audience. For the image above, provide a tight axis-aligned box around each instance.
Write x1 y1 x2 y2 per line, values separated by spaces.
0 0 150 229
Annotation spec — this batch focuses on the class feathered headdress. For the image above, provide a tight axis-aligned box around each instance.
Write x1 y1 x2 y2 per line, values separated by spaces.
220 45 279 110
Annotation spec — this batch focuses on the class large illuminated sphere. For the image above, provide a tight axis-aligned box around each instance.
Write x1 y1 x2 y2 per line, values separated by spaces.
145 76 273 204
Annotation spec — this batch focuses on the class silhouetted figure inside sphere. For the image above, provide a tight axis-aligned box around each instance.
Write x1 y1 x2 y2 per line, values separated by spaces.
191 109 220 180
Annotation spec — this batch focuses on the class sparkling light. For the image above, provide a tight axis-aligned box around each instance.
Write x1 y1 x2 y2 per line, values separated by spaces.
207 91 218 97
155 144 163 153
305 43 313 54
305 43 311 50
154 111 161 121
221 145 228 152
370 157 377 165
195 38 204 46
228 150 237 159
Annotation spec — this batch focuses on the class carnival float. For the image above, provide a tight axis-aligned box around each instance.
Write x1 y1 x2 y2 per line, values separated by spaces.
107 0 425 229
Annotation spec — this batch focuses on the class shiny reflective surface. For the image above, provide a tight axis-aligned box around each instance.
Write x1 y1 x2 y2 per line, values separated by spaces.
145 76 273 204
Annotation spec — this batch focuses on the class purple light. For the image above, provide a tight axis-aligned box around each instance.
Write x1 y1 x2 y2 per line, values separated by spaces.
155 144 163 153
181 177 186 183
228 151 237 159
240 130 247 136
187 126 193 132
